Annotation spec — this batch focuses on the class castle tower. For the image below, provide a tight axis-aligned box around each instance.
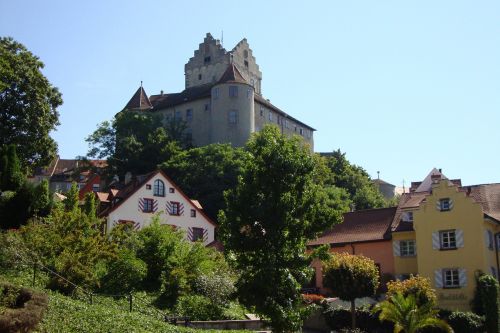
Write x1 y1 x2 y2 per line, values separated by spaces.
210 64 255 147
185 33 263 95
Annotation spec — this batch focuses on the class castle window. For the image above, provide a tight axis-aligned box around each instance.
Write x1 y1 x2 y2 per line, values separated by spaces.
186 109 193 122
228 110 238 124
244 60 249 68
268 112 273 122
175 110 182 120
198 74 202 80
260 107 264 117
204 103 210 111
213 87 219 100
285 120 289 129
204 56 211 64
243 50 248 58
294 125 297 132
247 89 252 99
229 86 238 97
153 180 165 197
299 128 304 135
185 128 193 142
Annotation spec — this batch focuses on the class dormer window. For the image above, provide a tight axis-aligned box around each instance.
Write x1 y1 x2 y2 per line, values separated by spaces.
402 211 414 222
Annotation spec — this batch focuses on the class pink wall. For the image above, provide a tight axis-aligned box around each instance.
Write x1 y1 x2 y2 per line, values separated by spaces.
311 240 394 291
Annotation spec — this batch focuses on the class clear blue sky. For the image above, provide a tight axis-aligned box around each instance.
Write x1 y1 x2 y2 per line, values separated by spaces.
1 1 499 187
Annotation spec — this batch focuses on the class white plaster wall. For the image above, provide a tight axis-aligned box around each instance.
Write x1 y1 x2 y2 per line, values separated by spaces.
107 173 215 245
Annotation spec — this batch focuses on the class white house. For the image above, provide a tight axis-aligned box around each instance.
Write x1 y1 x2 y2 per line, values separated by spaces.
102 170 216 245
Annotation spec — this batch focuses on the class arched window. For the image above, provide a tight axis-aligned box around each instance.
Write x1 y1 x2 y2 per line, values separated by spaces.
153 179 165 197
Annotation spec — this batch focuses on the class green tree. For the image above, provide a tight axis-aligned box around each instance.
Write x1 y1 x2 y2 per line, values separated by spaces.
323 253 380 329
83 192 96 218
0 144 24 191
86 111 185 178
32 178 51 216
373 293 452 333
63 182 79 211
162 143 246 220
471 273 499 333
323 149 387 209
219 125 341 332
0 37 62 171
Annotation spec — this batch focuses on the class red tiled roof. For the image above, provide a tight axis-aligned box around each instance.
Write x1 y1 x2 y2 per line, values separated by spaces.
391 192 428 232
308 207 397 246
217 64 249 85
466 183 500 222
124 86 153 111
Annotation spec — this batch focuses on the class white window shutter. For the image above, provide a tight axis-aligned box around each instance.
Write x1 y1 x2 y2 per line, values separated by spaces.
456 229 464 248
393 241 401 256
459 269 467 287
449 198 454 210
434 270 443 288
432 232 440 250
436 200 441 211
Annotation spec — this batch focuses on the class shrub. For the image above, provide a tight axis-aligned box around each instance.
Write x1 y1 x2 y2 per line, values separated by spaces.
447 311 484 333
386 275 437 307
174 295 222 320
100 249 147 293
193 272 236 307
0 282 48 333
471 273 499 333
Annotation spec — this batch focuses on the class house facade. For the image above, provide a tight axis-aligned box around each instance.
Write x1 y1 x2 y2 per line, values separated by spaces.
308 207 398 293
101 170 216 246
391 169 500 311
123 33 315 149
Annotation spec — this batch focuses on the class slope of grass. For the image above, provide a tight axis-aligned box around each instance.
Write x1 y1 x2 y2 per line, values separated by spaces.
1 269 250 333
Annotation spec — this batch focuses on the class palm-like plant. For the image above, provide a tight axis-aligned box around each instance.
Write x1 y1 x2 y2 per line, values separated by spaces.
372 293 452 333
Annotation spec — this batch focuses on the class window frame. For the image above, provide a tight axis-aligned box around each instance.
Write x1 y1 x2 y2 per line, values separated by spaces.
229 86 238 97
443 268 460 289
142 198 154 213
191 227 204 242
186 109 193 122
228 110 238 125
170 201 180 216
440 230 457 250
190 209 196 218
439 198 451 211
400 240 416 257
153 179 165 197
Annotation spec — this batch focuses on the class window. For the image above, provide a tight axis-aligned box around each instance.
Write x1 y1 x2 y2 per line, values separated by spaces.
191 227 204 242
153 179 165 197
204 103 210 111
244 60 249 68
486 230 494 250
260 107 264 117
198 74 202 80
92 184 100 192
400 240 416 256
204 56 211 64
169 202 180 216
174 110 182 121
402 211 413 222
439 198 451 211
247 89 252 99
443 269 460 288
184 109 191 121
142 199 154 213
190 209 196 217
268 112 273 122
185 128 192 142
213 87 219 100
440 230 457 250
229 86 238 97
146 184 151 190
228 110 238 124
169 187 175 193
299 128 304 135
285 120 290 129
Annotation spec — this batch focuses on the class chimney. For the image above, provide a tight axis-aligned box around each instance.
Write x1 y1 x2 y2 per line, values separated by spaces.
438 168 442 173
124 172 132 185
431 174 441 184
160 90 164 96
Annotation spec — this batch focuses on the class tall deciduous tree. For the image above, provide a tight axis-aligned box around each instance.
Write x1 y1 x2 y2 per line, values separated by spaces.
324 149 387 209
86 111 184 178
0 144 24 191
323 253 380 329
219 125 341 332
0 37 62 171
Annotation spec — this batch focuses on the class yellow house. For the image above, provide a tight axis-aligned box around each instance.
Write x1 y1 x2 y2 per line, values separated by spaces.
391 169 500 311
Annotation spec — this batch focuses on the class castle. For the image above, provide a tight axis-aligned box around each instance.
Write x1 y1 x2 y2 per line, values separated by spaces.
123 33 315 149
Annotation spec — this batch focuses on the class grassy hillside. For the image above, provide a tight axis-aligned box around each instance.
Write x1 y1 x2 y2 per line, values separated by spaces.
1 270 250 333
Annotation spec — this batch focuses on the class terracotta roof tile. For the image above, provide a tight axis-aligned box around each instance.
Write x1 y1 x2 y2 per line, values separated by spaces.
124 86 153 111
466 184 500 222
308 207 397 246
217 64 249 85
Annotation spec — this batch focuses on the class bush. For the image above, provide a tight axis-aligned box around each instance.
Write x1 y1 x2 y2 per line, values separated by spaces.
174 295 222 320
447 311 484 333
386 275 437 307
322 304 393 333
471 273 499 333
100 249 147 293
0 282 48 333
193 272 236 307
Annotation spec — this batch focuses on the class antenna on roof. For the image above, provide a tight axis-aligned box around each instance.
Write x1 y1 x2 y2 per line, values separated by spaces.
221 30 224 47
377 171 380 180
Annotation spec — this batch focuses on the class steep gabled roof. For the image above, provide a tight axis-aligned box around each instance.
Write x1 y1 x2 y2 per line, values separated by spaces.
217 64 249 85
466 183 500 222
308 207 397 246
123 86 153 111
103 169 217 227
